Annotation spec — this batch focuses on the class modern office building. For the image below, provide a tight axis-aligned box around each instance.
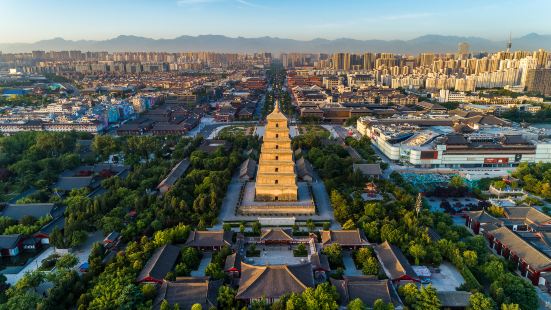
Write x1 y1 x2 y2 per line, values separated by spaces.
357 117 551 168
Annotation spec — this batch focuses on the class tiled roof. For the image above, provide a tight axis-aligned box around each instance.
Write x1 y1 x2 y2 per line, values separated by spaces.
137 244 180 282
487 226 551 271
331 276 402 307
374 241 417 281
0 203 60 221
157 159 190 190
185 230 232 248
260 228 293 242
153 277 222 310
321 229 368 246
0 234 22 249
236 262 314 300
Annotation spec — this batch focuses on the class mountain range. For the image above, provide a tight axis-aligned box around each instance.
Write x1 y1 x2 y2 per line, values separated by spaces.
1 33 550 54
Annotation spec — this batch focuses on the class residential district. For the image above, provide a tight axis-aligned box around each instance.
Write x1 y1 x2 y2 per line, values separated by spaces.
0 45 550 310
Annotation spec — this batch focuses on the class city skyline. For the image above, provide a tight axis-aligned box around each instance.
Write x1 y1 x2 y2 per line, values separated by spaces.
1 0 551 43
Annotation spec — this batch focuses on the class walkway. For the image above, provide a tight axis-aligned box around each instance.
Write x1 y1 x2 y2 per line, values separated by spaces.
342 251 362 276
191 252 212 277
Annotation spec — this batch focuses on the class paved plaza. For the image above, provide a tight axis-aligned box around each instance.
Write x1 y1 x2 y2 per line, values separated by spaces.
218 174 338 225
244 245 308 266
430 262 465 291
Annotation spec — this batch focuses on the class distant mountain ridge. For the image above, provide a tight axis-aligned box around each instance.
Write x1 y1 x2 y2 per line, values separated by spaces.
1 33 550 54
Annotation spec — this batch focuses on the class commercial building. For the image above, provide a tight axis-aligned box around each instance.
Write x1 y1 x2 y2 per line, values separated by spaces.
357 116 551 168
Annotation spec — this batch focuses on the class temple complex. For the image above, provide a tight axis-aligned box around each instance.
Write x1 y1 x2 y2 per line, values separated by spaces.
237 101 315 216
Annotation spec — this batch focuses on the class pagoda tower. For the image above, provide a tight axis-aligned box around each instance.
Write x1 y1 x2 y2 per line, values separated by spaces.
255 101 298 201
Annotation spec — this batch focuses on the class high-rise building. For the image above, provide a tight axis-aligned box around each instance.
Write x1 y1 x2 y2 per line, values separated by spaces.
420 53 435 67
525 68 551 95
332 53 350 71
518 56 538 86
363 53 375 70
533 49 549 68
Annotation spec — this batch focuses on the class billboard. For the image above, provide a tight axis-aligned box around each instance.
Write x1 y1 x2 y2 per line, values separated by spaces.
420 151 438 159
484 158 509 164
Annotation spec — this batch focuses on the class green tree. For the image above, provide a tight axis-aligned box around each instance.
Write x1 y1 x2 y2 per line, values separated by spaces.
501 304 519 310
69 230 88 247
409 242 426 265
399 283 419 307
0 290 41 310
50 227 66 248
141 284 157 300
449 176 465 188
462 250 478 268
191 303 203 310
373 299 395 310
92 135 118 160
323 243 343 267
286 293 306 310
469 292 495 310
302 282 339 310
342 219 356 230
181 247 200 269
331 190 350 223
56 254 78 269
361 257 379 275
415 285 440 310
490 274 537 310
252 221 261 235
217 286 236 309
482 259 505 282
347 298 366 310
205 263 224 280
160 299 170 310
306 219 316 232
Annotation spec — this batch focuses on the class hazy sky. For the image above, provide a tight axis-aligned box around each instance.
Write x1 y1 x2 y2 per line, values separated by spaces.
1 0 550 43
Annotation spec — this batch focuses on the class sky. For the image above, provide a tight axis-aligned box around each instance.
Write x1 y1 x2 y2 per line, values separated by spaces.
0 0 550 43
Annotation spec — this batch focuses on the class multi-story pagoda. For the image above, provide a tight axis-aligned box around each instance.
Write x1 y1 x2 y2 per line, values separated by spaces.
255 101 298 201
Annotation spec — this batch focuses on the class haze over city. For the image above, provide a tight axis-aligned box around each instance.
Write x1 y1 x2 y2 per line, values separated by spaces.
1 0 551 42
0 1 551 310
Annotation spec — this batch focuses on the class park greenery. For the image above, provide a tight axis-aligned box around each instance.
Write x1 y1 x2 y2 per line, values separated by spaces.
500 103 551 123
0 94 52 108
0 131 92 201
512 162 551 199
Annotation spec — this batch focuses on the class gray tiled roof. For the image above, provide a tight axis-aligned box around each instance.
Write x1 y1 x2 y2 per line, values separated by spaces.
374 241 417 281
236 262 314 300
0 234 22 249
0 203 60 221
137 244 180 282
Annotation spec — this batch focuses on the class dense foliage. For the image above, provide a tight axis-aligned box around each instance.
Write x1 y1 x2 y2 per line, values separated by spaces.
0 131 91 201
512 162 551 199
